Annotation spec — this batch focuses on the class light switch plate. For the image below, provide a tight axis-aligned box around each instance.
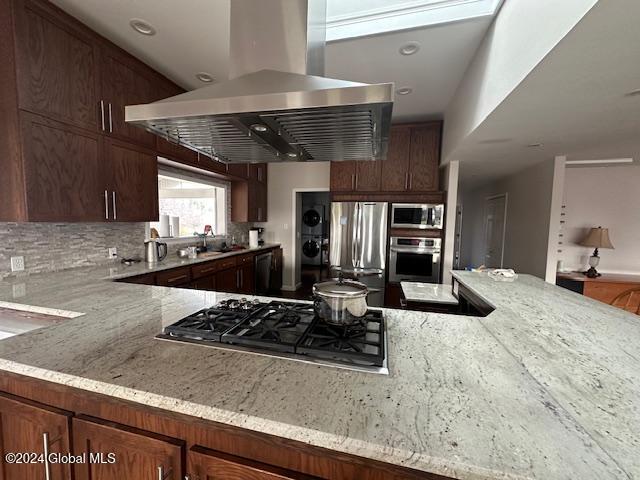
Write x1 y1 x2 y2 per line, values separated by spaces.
10 256 25 272
108 247 117 259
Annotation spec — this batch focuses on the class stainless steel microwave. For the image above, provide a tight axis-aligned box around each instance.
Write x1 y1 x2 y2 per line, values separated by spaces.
390 203 444 229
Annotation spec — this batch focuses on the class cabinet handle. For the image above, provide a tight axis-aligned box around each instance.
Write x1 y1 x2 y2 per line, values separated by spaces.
257 207 262 221
104 190 109 219
404 173 409 190
351 174 355 190
100 100 105 131
43 432 51 480
236 270 240 289
167 275 188 284
108 103 113 132
409 173 412 190
112 191 117 220
157 465 173 480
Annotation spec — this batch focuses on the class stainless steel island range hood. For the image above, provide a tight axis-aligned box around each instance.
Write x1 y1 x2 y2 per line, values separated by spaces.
125 0 394 164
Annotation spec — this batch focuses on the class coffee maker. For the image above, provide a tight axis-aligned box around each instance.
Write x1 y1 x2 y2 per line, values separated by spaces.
251 227 265 246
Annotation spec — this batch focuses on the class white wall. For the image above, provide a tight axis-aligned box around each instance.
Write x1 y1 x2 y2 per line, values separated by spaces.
459 159 559 280
443 0 597 161
441 160 459 285
559 165 640 274
258 162 330 290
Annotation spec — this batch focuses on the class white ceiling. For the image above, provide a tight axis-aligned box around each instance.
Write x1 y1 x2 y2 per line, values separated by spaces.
453 0 640 185
49 0 495 121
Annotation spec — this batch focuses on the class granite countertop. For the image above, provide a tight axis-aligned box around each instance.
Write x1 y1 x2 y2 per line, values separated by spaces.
401 281 459 304
101 243 282 281
0 268 637 480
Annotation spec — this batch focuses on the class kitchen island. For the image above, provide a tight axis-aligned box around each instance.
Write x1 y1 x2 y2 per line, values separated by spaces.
0 268 637 479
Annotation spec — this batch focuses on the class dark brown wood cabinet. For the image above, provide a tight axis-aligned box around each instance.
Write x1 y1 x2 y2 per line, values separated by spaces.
156 267 192 288
104 138 159 222
231 164 268 222
189 445 316 480
270 248 284 292
0 393 72 480
216 267 239 293
12 0 100 132
19 111 104 222
330 122 441 195
72 416 183 480
381 126 412 192
329 161 356 192
99 47 157 148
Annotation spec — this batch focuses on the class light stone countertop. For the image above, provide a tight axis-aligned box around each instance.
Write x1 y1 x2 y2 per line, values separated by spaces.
0 267 637 480
401 282 459 304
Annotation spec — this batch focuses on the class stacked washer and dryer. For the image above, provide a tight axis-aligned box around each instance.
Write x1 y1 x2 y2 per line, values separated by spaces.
300 202 329 267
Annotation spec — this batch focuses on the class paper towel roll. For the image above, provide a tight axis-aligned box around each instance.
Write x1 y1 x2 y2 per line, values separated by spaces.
170 216 180 238
159 215 170 237
249 230 259 248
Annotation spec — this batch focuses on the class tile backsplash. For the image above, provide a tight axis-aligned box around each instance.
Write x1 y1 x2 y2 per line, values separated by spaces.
0 222 146 280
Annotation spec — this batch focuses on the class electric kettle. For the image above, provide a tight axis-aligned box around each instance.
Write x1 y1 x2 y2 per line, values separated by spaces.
145 240 168 263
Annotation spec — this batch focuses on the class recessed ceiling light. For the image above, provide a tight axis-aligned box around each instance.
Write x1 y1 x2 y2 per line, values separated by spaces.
129 18 156 36
527 143 543 147
399 42 420 56
396 87 413 96
250 123 268 132
624 89 640 97
287 152 298 157
195 72 215 83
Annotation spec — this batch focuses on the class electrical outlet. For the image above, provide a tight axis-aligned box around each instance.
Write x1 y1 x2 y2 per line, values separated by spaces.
12 283 26 298
10 256 25 272
108 247 117 259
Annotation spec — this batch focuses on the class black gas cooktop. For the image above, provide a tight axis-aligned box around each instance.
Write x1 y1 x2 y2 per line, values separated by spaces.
157 298 387 373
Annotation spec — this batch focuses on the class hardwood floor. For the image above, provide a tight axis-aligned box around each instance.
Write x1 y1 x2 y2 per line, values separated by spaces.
278 266 331 301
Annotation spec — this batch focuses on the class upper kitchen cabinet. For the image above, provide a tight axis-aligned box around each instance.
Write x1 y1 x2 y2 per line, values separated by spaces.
100 47 158 148
227 163 250 179
103 138 159 222
11 0 100 132
19 111 105 222
330 122 442 194
231 163 268 222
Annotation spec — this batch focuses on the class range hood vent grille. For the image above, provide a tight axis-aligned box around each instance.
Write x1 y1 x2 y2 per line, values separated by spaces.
144 103 390 163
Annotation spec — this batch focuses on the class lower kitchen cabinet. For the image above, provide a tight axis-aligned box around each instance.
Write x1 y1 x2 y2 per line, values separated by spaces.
270 248 283 292
190 275 216 291
238 263 255 294
72 416 183 480
216 267 239 293
156 267 191 287
188 445 317 480
0 393 72 480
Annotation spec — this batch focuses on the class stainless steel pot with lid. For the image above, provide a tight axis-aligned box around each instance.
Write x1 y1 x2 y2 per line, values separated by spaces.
312 275 369 325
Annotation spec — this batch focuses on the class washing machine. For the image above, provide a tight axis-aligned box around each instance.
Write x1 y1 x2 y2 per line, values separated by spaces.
301 205 324 236
301 235 323 266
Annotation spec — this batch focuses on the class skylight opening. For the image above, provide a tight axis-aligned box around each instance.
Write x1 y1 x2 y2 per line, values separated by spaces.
326 0 504 42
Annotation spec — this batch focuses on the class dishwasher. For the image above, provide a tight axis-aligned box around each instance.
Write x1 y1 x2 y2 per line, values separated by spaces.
254 251 273 295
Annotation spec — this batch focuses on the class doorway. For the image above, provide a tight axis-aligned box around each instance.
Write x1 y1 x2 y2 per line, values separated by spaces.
483 194 508 268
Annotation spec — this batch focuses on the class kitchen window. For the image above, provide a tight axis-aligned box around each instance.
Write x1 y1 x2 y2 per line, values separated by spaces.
149 171 227 238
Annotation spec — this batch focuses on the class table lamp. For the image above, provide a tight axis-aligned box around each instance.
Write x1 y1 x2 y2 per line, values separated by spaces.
580 227 614 278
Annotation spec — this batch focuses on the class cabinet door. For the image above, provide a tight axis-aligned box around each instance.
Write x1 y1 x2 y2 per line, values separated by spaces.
0 393 72 480
227 163 249 179
72 416 183 480
216 268 239 293
249 163 267 183
239 263 255 294
255 182 268 222
191 275 216 291
104 138 159 222
329 161 356 192
100 49 156 148
355 161 381 191
21 112 104 222
408 125 440 192
156 267 192 287
188 445 317 480
13 0 100 131
380 126 411 192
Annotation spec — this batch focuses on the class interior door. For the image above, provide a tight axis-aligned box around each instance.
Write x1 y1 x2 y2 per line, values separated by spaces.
0 393 72 480
483 194 507 268
72 416 183 480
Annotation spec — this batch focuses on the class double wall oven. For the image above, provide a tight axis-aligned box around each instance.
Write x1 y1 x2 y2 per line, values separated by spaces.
388 203 444 284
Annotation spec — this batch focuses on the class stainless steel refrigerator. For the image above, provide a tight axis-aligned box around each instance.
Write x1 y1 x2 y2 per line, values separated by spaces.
329 202 388 306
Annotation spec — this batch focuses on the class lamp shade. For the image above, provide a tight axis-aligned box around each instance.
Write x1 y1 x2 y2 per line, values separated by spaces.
581 227 614 249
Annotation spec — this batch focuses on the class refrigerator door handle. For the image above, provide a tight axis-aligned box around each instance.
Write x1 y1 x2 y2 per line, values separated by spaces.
351 203 359 268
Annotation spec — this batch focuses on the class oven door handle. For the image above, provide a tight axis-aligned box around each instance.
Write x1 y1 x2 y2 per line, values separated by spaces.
390 247 440 254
